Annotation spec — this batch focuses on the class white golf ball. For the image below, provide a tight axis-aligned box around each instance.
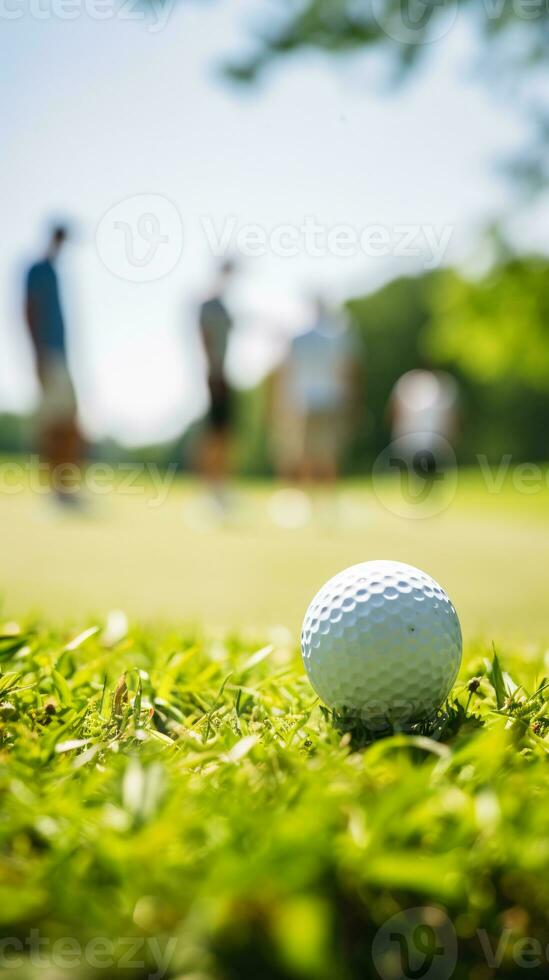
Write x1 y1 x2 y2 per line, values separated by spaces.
301 561 462 729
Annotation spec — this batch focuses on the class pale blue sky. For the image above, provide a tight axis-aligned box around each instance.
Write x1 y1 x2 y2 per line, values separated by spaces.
0 1 541 444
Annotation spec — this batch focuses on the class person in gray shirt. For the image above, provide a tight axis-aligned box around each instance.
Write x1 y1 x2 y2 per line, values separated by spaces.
197 260 235 509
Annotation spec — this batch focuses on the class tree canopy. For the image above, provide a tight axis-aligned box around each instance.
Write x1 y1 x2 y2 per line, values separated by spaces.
223 1 549 84
428 257 549 389
211 0 549 190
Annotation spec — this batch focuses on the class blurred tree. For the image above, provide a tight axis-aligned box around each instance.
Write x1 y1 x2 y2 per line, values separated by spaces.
346 273 438 465
215 0 549 191
347 261 549 467
0 414 30 454
428 257 549 390
424 257 549 461
222 1 548 80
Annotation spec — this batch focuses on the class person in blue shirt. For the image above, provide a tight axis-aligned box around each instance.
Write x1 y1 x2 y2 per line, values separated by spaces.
25 225 82 505
26 227 67 362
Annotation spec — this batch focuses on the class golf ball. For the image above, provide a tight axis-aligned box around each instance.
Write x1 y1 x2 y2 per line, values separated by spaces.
301 561 462 729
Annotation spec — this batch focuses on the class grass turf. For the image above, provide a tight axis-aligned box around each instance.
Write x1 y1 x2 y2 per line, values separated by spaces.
0 619 548 979
2 471 549 642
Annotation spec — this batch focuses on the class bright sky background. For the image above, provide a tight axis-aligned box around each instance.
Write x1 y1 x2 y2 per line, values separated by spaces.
0 0 543 444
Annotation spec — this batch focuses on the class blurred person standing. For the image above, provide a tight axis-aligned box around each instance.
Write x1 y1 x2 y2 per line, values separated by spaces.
25 224 82 507
197 260 236 512
388 366 459 478
271 299 360 487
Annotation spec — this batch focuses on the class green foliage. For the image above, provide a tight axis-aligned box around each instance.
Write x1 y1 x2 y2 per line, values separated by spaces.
0 619 548 978
428 258 549 389
234 384 273 477
216 0 549 194
347 273 438 465
423 257 549 461
222 0 549 83
344 261 549 466
0 415 31 454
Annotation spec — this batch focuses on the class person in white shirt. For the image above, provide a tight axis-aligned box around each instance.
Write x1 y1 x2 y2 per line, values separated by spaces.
271 299 360 483
389 367 459 475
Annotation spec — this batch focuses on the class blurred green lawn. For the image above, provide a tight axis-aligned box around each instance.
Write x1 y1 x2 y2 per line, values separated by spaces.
1 469 549 644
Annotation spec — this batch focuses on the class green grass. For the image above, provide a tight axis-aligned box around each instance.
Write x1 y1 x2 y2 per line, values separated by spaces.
0 619 548 979
2 471 549 642
1 471 549 976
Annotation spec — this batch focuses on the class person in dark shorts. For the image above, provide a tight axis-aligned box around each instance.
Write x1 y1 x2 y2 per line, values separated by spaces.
198 261 235 508
25 224 82 506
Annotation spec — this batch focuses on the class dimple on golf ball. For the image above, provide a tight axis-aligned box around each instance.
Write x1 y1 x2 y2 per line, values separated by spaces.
301 561 462 729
